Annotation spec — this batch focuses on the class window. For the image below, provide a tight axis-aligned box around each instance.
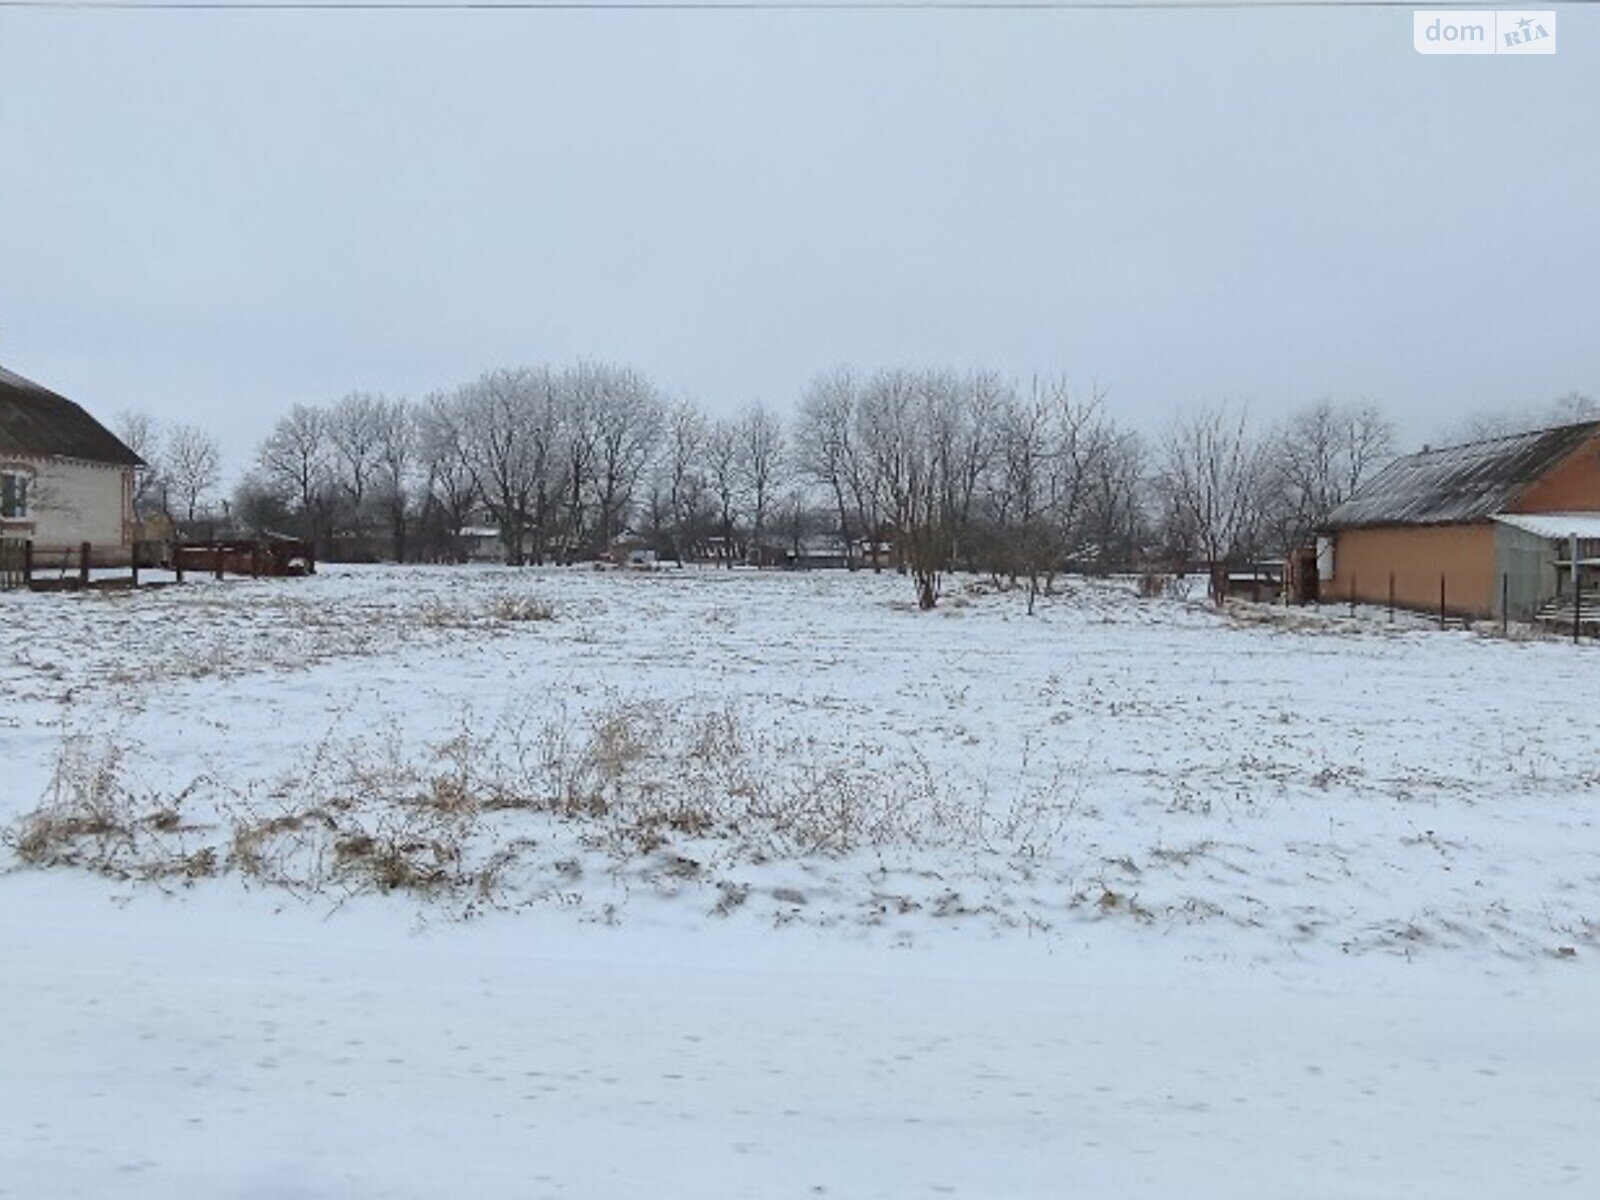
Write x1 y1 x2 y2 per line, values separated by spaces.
1 469 31 521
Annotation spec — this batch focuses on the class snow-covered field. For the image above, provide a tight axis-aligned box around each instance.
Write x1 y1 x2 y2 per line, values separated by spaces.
3 565 1599 1197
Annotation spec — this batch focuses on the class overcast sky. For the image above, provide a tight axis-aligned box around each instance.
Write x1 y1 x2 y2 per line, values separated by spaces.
2 4 1597 474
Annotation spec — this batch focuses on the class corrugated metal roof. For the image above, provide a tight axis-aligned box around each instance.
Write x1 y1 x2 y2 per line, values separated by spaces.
1324 421 1600 529
0 364 143 467
1491 512 1600 540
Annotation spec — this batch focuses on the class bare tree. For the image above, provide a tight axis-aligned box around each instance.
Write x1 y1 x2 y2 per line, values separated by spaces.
1081 426 1148 572
703 417 742 567
326 392 389 547
1160 402 1266 604
257 404 335 548
553 367 599 561
163 424 222 523
454 368 554 566
1449 391 1598 444
774 485 825 559
1549 391 1600 425
1264 398 1394 554
371 397 418 561
659 401 709 562
113 410 164 519
931 370 1006 570
989 378 1109 612
231 469 293 537
583 363 664 551
796 368 864 552
415 392 480 561
856 368 990 609
738 403 785 562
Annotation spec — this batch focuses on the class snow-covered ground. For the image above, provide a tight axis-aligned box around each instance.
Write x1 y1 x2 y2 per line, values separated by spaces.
3 565 1598 1197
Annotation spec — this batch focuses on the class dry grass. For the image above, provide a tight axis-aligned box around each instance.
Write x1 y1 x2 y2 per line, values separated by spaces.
334 831 461 894
490 595 556 623
1 699 1082 917
4 736 220 885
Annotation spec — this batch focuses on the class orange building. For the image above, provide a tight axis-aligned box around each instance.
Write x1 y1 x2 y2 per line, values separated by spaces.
1319 422 1600 621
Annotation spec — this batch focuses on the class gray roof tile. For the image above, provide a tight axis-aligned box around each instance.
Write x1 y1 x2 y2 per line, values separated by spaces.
1325 421 1600 529
0 364 144 467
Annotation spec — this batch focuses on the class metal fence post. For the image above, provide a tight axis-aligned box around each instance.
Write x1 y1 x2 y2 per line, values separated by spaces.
1573 533 1582 645
1577 572 1583 645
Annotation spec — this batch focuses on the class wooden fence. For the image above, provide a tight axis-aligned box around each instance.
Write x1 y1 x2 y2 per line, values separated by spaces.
169 539 315 580
0 538 314 593
0 538 27 592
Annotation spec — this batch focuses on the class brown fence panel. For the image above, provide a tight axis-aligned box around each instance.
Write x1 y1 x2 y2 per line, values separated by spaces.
0 538 26 591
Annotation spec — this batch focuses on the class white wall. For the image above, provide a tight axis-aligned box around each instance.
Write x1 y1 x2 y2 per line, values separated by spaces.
1 455 133 555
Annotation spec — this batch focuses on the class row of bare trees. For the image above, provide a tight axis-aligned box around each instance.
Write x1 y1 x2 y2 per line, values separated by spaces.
237 393 418 560
1157 398 1394 602
114 413 223 527
221 361 1400 610
798 371 1396 608
121 362 1600 609
232 364 794 566
217 361 1406 606
797 368 1141 609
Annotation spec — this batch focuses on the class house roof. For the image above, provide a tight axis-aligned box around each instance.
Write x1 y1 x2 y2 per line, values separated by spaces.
1324 421 1600 529
0 364 144 467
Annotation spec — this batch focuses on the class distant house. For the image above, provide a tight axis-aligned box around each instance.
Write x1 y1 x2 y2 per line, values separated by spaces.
458 525 504 563
1319 420 1600 620
851 537 894 571
0 364 143 562
606 531 658 568
1222 561 1284 603
695 534 740 567
786 536 850 570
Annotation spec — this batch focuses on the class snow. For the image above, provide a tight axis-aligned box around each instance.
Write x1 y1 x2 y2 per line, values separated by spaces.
3 565 1599 1196
1493 510 1600 540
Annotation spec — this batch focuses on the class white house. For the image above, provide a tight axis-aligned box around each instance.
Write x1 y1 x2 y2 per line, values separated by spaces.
0 363 143 561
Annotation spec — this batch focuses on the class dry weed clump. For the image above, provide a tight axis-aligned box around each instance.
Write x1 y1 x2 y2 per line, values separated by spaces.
8 739 133 872
417 593 554 628
490 595 556 623
3 736 219 884
417 599 476 629
1 697 1083 918
333 830 461 894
